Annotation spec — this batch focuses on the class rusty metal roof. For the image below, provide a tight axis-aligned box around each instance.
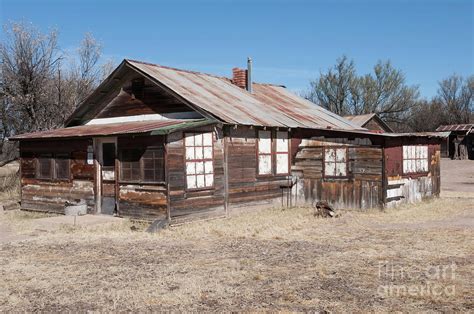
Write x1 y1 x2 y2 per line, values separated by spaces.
435 124 474 132
344 113 394 132
343 113 376 126
126 60 361 130
10 119 210 140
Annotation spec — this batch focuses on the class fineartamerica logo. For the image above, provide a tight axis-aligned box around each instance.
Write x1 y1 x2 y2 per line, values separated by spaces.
377 261 457 298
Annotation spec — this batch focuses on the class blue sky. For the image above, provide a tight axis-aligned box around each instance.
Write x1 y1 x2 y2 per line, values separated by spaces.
0 0 473 98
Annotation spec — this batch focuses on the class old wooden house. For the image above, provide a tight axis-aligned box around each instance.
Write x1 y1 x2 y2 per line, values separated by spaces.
11 59 448 222
436 124 473 160
344 113 394 133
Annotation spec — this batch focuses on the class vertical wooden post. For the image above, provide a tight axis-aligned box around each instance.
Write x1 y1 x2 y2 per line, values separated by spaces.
114 141 119 216
18 142 23 206
164 135 171 222
223 127 229 217
381 146 387 208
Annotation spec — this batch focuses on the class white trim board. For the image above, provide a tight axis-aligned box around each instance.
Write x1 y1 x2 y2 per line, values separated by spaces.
85 112 203 125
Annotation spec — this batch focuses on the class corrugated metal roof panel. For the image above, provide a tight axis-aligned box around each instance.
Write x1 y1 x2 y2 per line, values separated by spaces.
436 124 474 132
10 119 210 140
343 113 376 127
127 60 361 130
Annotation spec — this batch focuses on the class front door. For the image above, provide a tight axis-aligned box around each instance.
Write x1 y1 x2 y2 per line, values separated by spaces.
95 138 117 215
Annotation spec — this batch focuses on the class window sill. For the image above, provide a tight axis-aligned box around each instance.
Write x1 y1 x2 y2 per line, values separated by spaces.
119 181 166 185
185 186 215 192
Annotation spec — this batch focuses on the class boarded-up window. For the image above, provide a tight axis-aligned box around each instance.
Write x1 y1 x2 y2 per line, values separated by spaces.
324 148 347 177
258 130 272 175
38 154 52 179
55 154 70 180
275 131 289 174
185 132 214 189
403 145 428 174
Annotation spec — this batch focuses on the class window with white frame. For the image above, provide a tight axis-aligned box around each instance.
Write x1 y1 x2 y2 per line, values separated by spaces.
257 130 289 175
324 147 347 177
275 131 289 174
185 132 214 189
257 130 272 175
403 145 428 174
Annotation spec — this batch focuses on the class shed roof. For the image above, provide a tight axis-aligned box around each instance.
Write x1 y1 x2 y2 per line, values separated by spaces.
10 119 210 140
67 59 362 131
343 113 394 132
435 124 474 132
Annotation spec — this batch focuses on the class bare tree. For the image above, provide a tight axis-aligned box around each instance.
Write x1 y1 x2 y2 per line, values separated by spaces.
357 61 419 124
305 56 357 115
0 22 62 134
436 74 473 124
0 22 113 161
305 57 420 130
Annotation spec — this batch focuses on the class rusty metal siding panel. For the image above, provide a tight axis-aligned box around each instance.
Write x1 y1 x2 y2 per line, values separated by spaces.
385 145 403 178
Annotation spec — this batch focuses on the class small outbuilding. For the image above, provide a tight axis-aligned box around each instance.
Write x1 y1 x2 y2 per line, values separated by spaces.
436 124 473 160
343 113 394 133
11 59 448 222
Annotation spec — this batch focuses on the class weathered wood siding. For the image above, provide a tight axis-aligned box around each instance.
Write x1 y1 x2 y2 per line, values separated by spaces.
167 125 225 223
384 138 441 207
117 135 167 220
19 140 95 213
291 131 384 209
227 126 289 208
96 78 191 119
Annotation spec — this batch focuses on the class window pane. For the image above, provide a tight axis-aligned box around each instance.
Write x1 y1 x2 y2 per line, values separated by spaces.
422 146 428 158
205 174 214 187
185 147 195 160
324 162 336 176
203 146 213 159
204 161 213 174
195 147 204 159
276 154 288 174
276 131 288 152
122 169 131 181
144 169 155 181
258 155 272 175
203 132 213 146
143 158 154 169
325 148 336 162
55 155 70 180
194 133 203 146
186 162 196 175
184 133 194 147
196 161 204 174
335 162 347 176
335 148 346 162
258 130 272 154
196 174 205 188
187 175 197 189
38 155 52 179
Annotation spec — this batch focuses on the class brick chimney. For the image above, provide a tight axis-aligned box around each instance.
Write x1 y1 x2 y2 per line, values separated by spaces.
232 67 247 89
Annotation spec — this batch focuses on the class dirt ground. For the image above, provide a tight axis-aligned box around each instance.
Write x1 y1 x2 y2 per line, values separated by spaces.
0 159 472 311
440 158 474 195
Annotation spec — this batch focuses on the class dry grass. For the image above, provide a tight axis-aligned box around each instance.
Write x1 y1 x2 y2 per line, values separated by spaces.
0 197 472 312
0 161 20 201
